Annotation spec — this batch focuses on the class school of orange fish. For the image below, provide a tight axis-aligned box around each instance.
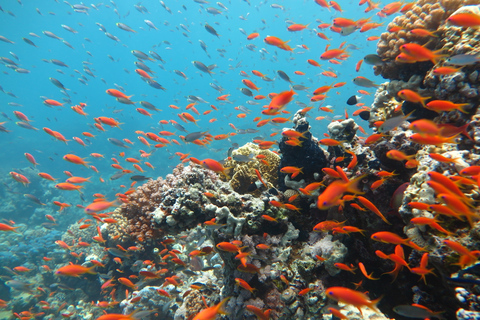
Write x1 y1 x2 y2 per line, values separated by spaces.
1 0 480 319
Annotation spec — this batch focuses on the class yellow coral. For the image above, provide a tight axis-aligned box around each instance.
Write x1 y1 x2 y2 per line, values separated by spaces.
223 142 280 194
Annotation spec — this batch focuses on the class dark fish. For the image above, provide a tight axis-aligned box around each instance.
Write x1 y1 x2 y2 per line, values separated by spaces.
192 61 213 75
268 188 279 195
146 79 166 90
49 283 74 291
359 110 370 121
49 77 66 90
108 138 130 148
205 23 220 37
22 38 37 47
107 248 131 258
24 194 46 206
240 88 253 97
130 175 151 181
139 101 161 112
183 131 208 142
51 59 68 67
248 181 262 192
363 54 384 66
277 70 292 83
171 122 187 133
347 95 360 105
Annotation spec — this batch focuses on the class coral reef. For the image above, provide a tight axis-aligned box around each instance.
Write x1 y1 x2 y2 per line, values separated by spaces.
222 142 280 195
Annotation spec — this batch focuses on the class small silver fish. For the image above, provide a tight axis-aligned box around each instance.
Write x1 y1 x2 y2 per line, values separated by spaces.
192 61 214 75
24 194 46 206
116 22 136 33
42 31 62 40
353 76 379 88
393 305 445 319
183 131 208 142
61 25 78 33
22 38 37 47
378 112 412 133
108 138 130 148
131 50 151 60
445 54 480 66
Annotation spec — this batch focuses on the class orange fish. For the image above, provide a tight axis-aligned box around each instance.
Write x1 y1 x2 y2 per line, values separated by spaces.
317 175 364 210
280 166 303 178
55 182 83 192
264 36 293 51
399 43 445 64
425 100 469 113
447 12 480 28
43 99 63 107
84 200 117 214
10 171 30 186
397 89 430 108
56 264 96 277
242 79 260 91
192 297 230 320
201 159 230 178
235 278 256 293
326 286 381 314
63 154 89 166
357 196 391 224
288 23 309 32
0 223 20 233
106 89 133 100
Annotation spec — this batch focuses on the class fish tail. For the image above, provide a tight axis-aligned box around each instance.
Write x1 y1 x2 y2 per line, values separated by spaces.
456 103 470 114
87 266 97 275
346 174 367 195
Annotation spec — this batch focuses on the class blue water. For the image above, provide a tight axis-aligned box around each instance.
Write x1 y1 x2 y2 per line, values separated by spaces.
0 0 397 315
